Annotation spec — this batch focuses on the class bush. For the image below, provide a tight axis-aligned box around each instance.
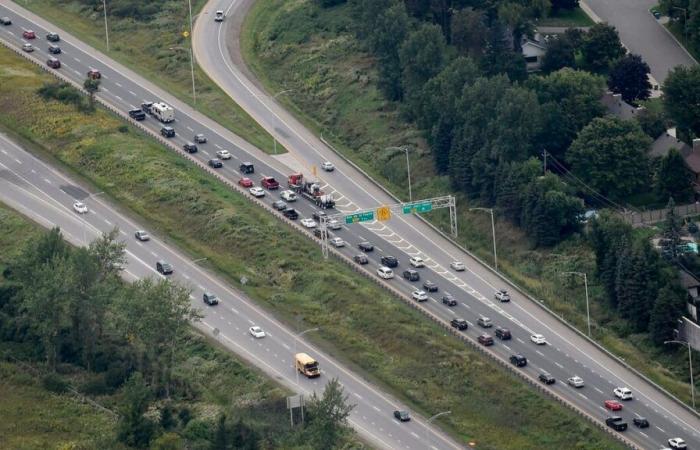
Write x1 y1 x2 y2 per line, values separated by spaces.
37 82 84 109
81 374 111 396
117 125 129 133
42 372 70 393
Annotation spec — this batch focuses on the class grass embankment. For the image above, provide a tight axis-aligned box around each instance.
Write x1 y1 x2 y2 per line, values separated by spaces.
0 44 623 448
240 0 697 406
537 7 594 27
19 0 283 154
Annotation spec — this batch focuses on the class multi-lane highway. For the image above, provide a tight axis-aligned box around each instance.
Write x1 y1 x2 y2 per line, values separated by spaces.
1 0 700 448
0 132 464 450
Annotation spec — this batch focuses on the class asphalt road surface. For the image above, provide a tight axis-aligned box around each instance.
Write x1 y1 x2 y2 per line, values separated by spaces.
582 0 696 83
1 1 700 448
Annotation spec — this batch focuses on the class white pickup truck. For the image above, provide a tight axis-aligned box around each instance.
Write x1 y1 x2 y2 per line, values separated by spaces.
214 10 224 22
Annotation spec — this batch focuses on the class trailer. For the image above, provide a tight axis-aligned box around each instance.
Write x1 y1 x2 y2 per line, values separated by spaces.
151 102 175 123
287 173 335 209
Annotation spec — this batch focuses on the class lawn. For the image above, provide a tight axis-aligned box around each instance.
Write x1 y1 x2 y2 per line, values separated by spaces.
537 7 594 27
0 44 622 449
18 0 284 154
240 0 698 408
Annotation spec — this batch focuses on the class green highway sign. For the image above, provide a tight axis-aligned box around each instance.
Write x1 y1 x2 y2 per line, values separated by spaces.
403 202 433 214
345 210 375 224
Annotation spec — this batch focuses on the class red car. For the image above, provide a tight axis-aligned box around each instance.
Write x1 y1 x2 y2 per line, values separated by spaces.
87 69 101 79
22 30 36 39
238 177 253 188
261 176 279 190
604 400 623 411
46 57 61 69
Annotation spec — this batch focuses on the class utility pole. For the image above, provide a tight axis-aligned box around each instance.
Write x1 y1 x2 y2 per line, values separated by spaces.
102 0 110 51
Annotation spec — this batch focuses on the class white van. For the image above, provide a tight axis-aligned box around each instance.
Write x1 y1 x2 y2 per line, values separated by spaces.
377 266 394 279
151 102 175 123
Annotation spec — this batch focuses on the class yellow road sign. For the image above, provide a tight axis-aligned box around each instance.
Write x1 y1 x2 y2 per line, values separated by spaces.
182 31 190 38
377 205 391 221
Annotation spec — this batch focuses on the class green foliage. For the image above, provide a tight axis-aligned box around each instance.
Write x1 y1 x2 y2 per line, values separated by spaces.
42 372 70 393
664 65 700 138
567 116 652 199
581 23 625 73
607 54 652 104
656 149 695 202
636 108 668 139
663 197 684 260
649 280 688 345
481 22 527 82
451 7 487 58
37 82 84 109
306 378 355 449
83 78 101 111
117 372 156 448
541 35 576 73
399 23 447 116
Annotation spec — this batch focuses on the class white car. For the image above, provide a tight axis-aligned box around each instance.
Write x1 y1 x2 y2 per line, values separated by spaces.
249 186 265 198
73 201 88 214
494 289 510 302
216 149 232 160
567 376 584 388
327 219 342 230
214 10 225 21
411 290 428 301
22 43 33 52
330 237 345 247
321 161 335 171
280 190 297 202
409 256 425 268
450 261 465 271
377 266 394 279
249 326 266 339
300 218 317 228
668 438 687 449
613 387 633 400
530 334 546 345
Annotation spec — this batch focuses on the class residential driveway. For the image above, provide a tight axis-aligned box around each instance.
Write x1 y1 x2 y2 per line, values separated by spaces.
583 0 696 84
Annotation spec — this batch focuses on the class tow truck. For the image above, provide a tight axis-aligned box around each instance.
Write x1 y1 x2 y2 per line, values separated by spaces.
287 173 335 209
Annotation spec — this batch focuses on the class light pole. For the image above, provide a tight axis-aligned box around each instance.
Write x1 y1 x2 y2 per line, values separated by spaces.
102 0 110 51
294 327 319 386
470 207 497 272
665 340 696 409
425 410 451 444
186 0 196 105
169 46 196 105
561 271 591 337
404 146 412 202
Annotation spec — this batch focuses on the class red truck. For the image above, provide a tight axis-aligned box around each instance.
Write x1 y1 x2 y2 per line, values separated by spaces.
261 176 279 190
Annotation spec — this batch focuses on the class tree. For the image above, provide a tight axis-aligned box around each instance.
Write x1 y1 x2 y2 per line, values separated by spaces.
370 2 410 100
656 149 694 202
649 281 688 345
566 116 652 199
607 54 652 104
551 0 579 11
151 433 183 450
481 22 527 82
581 23 625 73
615 243 658 332
495 158 541 222
306 378 355 449
84 77 101 110
451 7 486 58
636 108 667 139
664 65 700 139
399 23 447 116
212 414 230 450
117 372 156 448
588 211 634 302
541 35 576 73
663 197 684 260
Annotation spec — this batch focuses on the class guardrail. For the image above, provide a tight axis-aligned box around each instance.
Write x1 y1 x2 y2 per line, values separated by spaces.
0 37 640 449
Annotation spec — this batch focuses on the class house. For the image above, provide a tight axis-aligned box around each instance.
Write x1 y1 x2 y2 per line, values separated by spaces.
651 130 700 189
680 270 700 324
522 38 547 71
601 91 646 121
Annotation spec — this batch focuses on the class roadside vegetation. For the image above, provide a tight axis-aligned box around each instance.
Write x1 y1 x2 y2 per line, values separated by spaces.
0 44 623 448
20 0 283 154
240 0 699 406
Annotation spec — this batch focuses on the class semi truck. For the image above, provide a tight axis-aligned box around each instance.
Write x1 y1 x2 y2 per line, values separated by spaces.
287 173 335 209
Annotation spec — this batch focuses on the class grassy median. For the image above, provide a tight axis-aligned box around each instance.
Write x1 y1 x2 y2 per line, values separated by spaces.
0 42 625 449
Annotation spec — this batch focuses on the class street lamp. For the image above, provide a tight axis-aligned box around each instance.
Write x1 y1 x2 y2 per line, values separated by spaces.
665 339 696 409
102 0 110 51
404 146 412 202
561 271 591 337
169 46 196 106
186 0 196 105
469 207 497 272
425 410 451 444
294 327 319 386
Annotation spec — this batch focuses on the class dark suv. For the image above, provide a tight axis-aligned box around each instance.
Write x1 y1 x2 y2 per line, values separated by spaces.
538 372 555 385
422 280 438 292
240 162 254 174
358 241 374 252
48 44 61 54
494 327 511 340
442 294 457 306
605 416 627 432
156 260 173 275
478 334 494 346
161 126 175 138
129 108 146 120
381 255 398 268
353 254 369 265
203 292 219 306
450 318 468 330
632 417 649 428
509 354 527 367
183 142 198 153
283 208 299 220
46 32 60 42
402 269 419 282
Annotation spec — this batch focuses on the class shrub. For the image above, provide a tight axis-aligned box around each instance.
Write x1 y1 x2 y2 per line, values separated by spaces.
42 372 70 393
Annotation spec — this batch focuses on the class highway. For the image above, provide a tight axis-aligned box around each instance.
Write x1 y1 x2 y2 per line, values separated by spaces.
0 131 464 450
1 1 700 448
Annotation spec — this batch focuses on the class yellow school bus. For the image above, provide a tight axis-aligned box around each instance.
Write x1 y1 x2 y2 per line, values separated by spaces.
295 352 320 378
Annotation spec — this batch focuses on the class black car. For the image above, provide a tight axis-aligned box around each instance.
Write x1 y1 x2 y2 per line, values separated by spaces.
128 108 146 120
46 32 60 42
208 159 223 168
393 410 410 422
183 142 198 153
442 294 457 306
312 211 327 221
494 327 511 340
380 255 398 268
156 260 173 275
313 228 323 239
605 416 627 432
240 162 254 174
509 354 527 367
358 241 374 252
402 269 419 282
0 17 11 25
161 126 175 138
538 372 555 385
632 417 649 428
422 280 438 292
48 44 61 54
283 208 299 220
203 292 219 306
450 318 468 330
272 200 287 211
354 254 369 265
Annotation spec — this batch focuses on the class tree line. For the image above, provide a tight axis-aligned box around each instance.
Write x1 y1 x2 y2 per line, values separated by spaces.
0 228 355 449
